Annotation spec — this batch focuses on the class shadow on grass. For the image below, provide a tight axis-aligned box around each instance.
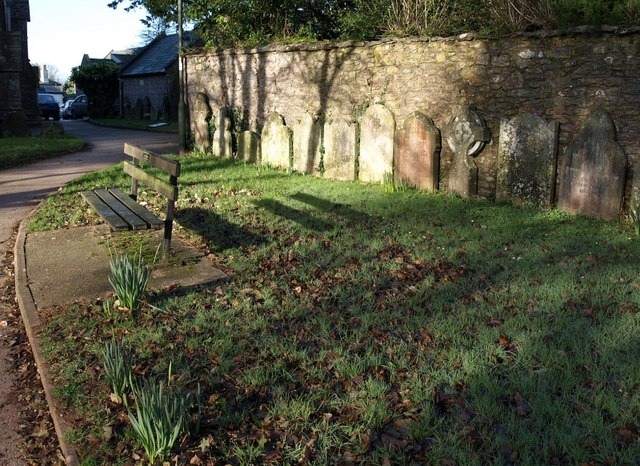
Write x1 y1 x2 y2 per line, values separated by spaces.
254 198 335 232
177 206 267 252
290 191 372 224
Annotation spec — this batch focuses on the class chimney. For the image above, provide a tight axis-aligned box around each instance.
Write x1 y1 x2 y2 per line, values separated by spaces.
40 64 48 83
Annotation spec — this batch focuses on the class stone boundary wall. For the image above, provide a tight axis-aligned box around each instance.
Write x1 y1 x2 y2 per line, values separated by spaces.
186 28 640 200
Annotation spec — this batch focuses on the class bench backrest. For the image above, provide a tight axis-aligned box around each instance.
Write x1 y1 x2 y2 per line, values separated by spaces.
123 143 180 201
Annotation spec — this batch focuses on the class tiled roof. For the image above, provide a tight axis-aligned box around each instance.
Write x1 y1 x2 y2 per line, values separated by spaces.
120 34 179 77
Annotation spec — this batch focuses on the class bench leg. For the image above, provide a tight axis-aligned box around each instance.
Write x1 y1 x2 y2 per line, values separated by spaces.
162 199 176 258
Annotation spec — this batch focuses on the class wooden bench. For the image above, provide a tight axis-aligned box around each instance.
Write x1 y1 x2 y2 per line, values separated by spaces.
81 143 181 257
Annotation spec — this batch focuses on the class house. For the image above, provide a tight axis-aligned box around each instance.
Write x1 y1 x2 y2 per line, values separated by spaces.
0 0 39 131
118 34 181 121
38 64 64 106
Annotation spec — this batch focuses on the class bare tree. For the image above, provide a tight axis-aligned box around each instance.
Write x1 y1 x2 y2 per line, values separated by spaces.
140 15 176 44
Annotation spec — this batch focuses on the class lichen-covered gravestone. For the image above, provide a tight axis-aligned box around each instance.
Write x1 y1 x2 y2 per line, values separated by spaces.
193 92 212 153
323 117 357 181
261 112 291 169
445 107 490 197
558 107 627 220
394 111 441 191
238 131 261 163
496 113 559 208
293 113 322 175
359 103 395 183
212 109 232 158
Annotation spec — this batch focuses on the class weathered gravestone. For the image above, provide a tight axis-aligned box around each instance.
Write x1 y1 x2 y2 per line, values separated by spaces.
323 117 357 181
558 107 627 220
445 106 490 197
6 111 30 137
359 103 395 183
134 98 144 120
122 97 132 119
496 113 559 208
261 112 291 169
142 96 152 119
293 112 322 175
394 111 441 191
237 131 261 163
193 92 212 153
211 109 233 158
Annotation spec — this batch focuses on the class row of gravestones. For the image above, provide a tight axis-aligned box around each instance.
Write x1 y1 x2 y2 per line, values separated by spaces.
122 96 170 121
193 92 627 220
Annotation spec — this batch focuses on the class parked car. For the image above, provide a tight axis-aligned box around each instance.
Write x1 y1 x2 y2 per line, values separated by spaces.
65 95 89 119
60 100 75 120
38 93 60 120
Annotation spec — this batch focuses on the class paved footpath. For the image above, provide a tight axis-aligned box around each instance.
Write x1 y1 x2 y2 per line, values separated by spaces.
0 121 177 464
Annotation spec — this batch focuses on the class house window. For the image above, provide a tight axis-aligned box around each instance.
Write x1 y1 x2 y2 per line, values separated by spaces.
139 79 144 86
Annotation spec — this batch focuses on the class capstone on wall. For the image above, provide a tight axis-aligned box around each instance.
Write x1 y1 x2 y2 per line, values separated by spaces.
185 29 640 198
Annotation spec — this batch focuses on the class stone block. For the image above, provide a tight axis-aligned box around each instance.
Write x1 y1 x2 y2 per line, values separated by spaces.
359 103 395 183
496 113 559 208
293 112 322 175
261 112 291 169
324 117 357 181
558 107 627 220
394 111 441 191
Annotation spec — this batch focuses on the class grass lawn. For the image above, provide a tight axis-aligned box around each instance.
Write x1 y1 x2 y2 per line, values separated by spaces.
0 135 84 170
30 155 640 465
91 118 178 133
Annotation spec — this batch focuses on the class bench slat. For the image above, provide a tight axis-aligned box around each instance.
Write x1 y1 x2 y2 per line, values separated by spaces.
93 189 150 231
109 188 164 230
81 190 130 231
124 143 181 177
124 162 179 201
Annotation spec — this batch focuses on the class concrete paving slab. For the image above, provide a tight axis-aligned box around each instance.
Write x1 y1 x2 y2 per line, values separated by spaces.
25 226 226 309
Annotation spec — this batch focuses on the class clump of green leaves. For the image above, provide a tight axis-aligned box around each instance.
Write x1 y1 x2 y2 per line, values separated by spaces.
629 202 640 236
108 249 150 312
127 375 191 465
102 338 134 404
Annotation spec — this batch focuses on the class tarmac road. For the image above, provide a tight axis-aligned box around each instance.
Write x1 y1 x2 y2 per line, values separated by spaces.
0 120 178 464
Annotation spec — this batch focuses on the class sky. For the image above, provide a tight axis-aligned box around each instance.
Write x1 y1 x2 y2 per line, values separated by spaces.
29 0 149 82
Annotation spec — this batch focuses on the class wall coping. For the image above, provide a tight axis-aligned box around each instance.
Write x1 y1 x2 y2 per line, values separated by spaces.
185 25 640 58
